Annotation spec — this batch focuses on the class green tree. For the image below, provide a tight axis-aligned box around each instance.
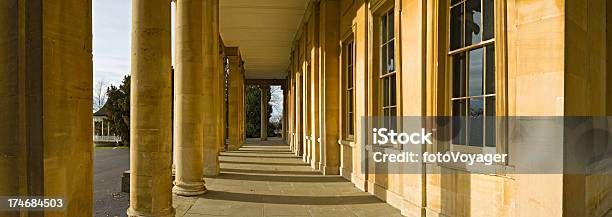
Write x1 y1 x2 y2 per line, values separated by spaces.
245 85 272 138
106 75 131 145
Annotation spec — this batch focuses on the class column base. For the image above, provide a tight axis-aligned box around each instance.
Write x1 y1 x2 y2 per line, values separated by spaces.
172 181 207 196
311 161 319 170
127 206 175 217
340 166 352 180
203 168 220 177
322 165 339 175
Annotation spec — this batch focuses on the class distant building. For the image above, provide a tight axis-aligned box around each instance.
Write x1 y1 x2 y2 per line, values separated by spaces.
93 102 121 146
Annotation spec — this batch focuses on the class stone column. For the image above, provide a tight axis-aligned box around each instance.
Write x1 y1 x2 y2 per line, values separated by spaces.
128 0 174 216
227 48 242 150
282 85 288 140
0 2 22 216
302 63 311 163
218 47 227 153
240 70 246 144
319 0 340 175
291 56 298 154
295 72 303 156
309 11 321 170
172 0 206 196
260 85 269 141
1 0 94 216
202 0 220 177
214 11 225 154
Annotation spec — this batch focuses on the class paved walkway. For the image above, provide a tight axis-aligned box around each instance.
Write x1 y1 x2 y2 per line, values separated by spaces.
94 148 130 217
174 138 402 217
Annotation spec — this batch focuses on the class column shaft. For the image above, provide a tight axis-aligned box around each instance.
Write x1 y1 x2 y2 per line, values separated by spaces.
0 2 22 217
302 61 310 162
227 50 242 151
240 70 246 144
214 9 225 154
128 0 174 216
319 0 340 175
202 0 220 177
0 0 94 216
1 0 94 216
260 85 269 141
295 72 303 156
309 11 321 170
218 51 226 153
173 0 206 196
290 72 297 152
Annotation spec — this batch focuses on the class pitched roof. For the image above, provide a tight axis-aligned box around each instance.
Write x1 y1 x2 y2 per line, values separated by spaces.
93 101 110 117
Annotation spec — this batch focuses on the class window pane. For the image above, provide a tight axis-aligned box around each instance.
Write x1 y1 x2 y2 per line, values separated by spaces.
483 0 495 40
390 75 396 106
468 48 483 96
383 109 389 129
450 5 464 50
348 111 354 135
390 107 397 131
388 11 394 40
465 0 482 45
451 0 463 5
452 100 466 145
381 14 387 43
452 53 466 98
347 91 353 112
486 45 495 94
468 98 484 147
485 97 495 147
347 65 353 88
381 44 388 75
350 42 354 65
347 41 353 88
346 45 351 66
382 78 389 107
388 39 395 72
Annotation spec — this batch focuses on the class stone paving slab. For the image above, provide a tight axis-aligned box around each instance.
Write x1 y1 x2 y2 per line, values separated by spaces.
174 138 402 217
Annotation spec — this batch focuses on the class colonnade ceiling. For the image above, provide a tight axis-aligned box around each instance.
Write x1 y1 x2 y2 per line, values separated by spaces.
220 0 311 79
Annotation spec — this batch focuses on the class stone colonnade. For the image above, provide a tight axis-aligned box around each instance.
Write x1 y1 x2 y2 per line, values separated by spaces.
0 0 246 216
285 0 341 175
0 0 265 215
129 0 249 216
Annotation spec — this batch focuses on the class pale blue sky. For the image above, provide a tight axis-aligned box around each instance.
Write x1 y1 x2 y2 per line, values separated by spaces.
93 0 175 86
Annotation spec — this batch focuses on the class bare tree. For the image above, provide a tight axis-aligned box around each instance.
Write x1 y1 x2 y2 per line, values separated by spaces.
269 86 283 124
93 80 109 111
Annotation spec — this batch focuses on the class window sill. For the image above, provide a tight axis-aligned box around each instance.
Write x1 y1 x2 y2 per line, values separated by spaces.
338 140 355 147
